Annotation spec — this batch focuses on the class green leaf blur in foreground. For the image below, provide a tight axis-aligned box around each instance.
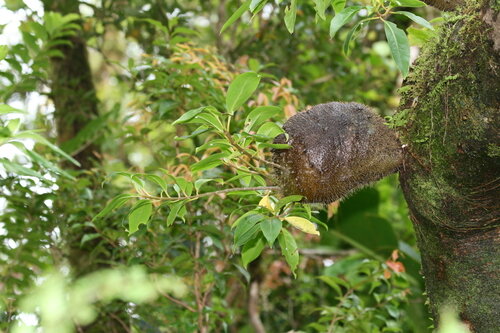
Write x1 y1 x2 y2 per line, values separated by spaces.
225 72 261 115
13 267 187 333
384 20 410 78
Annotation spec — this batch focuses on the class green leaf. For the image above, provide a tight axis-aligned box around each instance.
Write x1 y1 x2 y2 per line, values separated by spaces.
13 131 80 166
128 200 153 235
384 20 410 78
172 107 206 125
278 229 299 276
313 0 329 20
226 72 261 115
81 233 101 246
0 45 8 61
94 194 136 221
407 26 435 47
194 178 213 192
221 0 251 34
241 236 266 267
332 0 347 13
318 276 344 296
250 0 265 12
244 106 282 132
392 0 426 8
284 0 297 34
256 122 284 139
342 20 364 55
191 112 224 132
329 6 362 39
190 152 231 172
22 148 74 179
0 104 27 115
0 158 43 178
234 213 265 247
275 195 303 212
393 11 434 30
167 201 185 226
260 218 282 247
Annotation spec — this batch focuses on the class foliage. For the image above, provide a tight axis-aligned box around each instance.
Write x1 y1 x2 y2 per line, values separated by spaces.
0 1 440 332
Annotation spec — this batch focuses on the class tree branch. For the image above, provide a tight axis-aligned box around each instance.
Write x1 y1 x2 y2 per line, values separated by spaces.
141 186 280 201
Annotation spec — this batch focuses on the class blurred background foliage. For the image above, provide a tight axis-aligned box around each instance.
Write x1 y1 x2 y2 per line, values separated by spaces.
0 0 443 332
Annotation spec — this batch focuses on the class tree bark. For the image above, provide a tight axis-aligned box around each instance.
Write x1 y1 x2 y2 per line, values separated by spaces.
42 1 128 331
43 0 100 169
398 0 499 331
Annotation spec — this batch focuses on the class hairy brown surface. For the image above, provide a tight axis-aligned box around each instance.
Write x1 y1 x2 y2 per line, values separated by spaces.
272 102 402 203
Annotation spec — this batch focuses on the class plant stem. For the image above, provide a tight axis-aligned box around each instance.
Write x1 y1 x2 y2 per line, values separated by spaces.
223 131 286 171
141 186 280 201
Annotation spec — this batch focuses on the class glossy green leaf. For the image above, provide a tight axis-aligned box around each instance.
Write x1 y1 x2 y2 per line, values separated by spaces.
256 122 284 139
260 218 282 246
241 236 266 267
278 229 299 276
329 6 362 38
393 11 433 30
384 20 410 78
234 213 265 247
284 0 297 34
226 72 261 115
221 0 251 34
128 200 152 235
244 106 282 132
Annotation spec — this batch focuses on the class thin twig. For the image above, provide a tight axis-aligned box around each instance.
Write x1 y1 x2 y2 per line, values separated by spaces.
162 292 197 312
224 131 286 171
140 186 280 201
109 312 131 333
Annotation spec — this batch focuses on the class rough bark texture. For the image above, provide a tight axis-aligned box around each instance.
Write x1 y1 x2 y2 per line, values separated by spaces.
398 0 499 331
422 0 464 11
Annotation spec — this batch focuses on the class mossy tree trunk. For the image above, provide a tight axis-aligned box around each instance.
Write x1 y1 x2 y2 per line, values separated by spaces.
42 0 128 331
398 0 499 331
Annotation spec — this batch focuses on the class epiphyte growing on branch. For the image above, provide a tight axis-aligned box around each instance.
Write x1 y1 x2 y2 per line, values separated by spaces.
272 102 402 203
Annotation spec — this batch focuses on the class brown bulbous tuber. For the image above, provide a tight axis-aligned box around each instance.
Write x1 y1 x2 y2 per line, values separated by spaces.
272 102 402 203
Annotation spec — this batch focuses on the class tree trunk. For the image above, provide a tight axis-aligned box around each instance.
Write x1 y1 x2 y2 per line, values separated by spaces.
43 1 128 331
43 0 99 169
398 0 499 331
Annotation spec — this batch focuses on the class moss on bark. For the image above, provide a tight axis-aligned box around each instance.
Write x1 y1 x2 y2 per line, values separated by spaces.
397 0 499 331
